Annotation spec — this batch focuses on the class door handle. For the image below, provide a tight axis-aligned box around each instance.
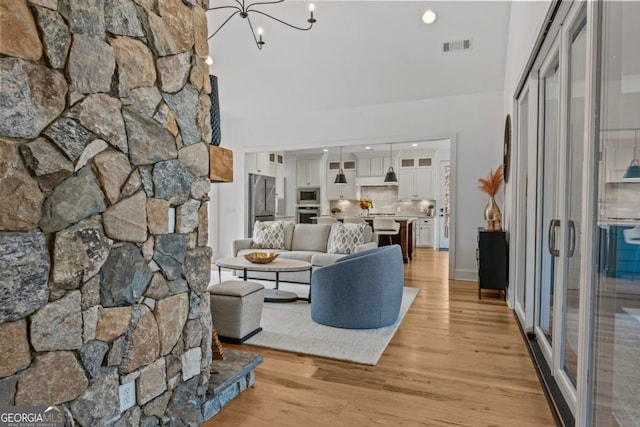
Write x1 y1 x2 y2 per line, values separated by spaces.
568 220 576 257
547 219 560 257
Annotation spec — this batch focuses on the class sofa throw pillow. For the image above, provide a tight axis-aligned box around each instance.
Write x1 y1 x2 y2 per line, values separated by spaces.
327 223 366 254
251 221 285 249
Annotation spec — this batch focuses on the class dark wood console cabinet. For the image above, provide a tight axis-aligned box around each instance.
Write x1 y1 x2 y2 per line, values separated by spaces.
477 230 508 299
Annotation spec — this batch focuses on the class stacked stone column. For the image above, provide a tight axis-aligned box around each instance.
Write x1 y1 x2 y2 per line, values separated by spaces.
0 0 214 425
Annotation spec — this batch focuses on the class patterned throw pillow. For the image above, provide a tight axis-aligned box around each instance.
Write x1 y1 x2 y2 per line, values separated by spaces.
327 223 366 254
251 221 285 249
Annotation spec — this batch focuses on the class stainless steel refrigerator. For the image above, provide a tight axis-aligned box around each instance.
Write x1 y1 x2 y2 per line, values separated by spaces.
248 173 276 237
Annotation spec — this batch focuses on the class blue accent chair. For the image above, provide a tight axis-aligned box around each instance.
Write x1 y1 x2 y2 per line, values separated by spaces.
310 245 404 329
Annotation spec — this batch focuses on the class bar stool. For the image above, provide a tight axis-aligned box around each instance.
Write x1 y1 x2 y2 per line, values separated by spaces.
373 217 400 246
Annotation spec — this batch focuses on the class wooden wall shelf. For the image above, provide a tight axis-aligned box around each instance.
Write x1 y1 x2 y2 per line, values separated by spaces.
209 145 233 183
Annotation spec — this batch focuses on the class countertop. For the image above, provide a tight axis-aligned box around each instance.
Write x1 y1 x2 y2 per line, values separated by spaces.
330 215 420 221
598 219 640 227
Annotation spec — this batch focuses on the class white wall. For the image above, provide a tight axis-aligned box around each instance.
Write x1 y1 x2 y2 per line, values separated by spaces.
503 1 552 113
216 90 505 280
209 122 249 258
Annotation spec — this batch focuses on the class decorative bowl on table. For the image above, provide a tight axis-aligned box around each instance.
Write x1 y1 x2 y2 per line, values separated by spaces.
244 252 279 264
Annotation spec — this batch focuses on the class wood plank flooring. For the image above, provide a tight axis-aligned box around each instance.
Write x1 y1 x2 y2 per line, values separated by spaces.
204 248 555 426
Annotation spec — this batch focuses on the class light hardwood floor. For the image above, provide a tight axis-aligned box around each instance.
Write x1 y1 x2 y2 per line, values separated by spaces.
204 248 555 426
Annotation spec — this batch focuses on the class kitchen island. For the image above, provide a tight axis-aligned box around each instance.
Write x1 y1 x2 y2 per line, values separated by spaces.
330 216 417 263
386 217 416 263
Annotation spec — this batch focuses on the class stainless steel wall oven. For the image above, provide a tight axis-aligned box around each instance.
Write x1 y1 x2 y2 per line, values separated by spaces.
297 206 319 224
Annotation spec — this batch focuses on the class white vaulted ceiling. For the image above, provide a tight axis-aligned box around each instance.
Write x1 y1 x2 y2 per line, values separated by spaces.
206 1 512 122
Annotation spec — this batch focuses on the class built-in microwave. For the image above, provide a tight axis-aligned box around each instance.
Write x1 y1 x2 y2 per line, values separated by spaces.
297 188 320 204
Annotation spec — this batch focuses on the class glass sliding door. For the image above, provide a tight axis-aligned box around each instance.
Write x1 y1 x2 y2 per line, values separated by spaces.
561 11 587 390
590 1 640 426
512 1 638 424
536 45 560 350
515 89 529 318
532 3 589 413
514 77 538 330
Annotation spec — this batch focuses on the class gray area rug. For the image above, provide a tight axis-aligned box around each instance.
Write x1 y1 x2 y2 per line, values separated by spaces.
244 286 419 365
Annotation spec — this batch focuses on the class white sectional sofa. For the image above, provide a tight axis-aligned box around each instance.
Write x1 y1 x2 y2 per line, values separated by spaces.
232 221 378 284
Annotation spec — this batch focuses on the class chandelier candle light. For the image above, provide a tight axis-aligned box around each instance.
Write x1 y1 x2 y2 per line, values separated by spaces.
208 1 317 50
478 165 504 231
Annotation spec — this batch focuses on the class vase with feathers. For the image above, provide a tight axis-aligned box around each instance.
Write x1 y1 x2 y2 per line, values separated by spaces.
478 165 504 231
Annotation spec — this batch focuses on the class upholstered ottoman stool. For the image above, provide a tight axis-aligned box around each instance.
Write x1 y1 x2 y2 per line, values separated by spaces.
209 280 265 343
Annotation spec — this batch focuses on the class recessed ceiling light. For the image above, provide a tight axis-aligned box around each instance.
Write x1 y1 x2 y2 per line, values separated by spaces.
422 9 437 25
365 146 372 150
323 149 329 152
412 143 418 147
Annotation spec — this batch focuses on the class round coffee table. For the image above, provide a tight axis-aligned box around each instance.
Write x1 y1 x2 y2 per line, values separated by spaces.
215 257 312 302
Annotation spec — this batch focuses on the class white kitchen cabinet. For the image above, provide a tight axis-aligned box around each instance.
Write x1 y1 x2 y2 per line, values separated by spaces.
400 156 432 169
270 154 285 199
358 157 385 177
358 160 370 176
398 169 415 199
247 152 272 175
276 164 285 198
417 218 434 247
328 159 356 171
416 168 433 198
417 157 433 168
326 170 358 200
256 152 271 175
400 158 415 168
296 158 320 187
398 157 434 200
268 152 284 166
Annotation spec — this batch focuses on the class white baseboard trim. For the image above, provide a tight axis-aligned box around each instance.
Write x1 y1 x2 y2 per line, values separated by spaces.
454 269 478 282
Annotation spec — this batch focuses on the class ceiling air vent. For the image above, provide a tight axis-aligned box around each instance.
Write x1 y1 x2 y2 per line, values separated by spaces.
442 39 472 53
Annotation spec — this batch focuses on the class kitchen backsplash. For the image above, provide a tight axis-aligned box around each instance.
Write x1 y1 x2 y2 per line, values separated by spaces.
329 186 436 216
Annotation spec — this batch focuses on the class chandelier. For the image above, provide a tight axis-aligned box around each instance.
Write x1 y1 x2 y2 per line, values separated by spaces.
207 0 317 50
384 143 398 183
335 146 347 185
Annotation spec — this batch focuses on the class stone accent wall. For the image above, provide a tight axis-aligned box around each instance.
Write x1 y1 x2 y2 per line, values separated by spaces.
0 0 213 425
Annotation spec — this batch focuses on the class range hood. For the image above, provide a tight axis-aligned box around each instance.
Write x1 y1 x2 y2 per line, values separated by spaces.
354 176 398 187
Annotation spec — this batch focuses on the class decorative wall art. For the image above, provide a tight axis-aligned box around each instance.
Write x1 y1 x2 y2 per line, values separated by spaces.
503 114 512 183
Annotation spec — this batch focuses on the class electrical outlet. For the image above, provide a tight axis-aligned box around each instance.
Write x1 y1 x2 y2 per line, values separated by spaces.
119 382 135 413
